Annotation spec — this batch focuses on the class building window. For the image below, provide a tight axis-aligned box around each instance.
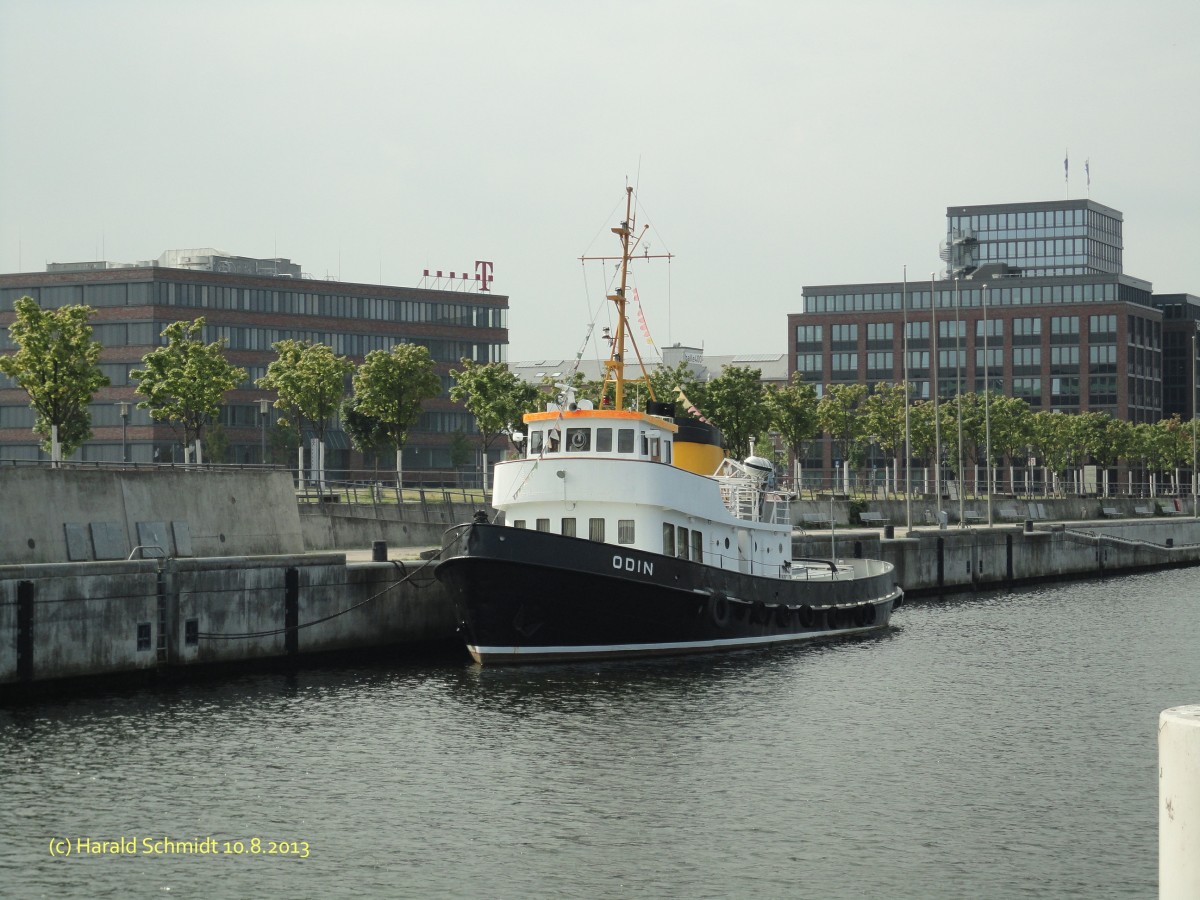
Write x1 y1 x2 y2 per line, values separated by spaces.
1013 377 1042 406
185 619 199 646
796 353 822 377
137 623 152 651
795 324 822 348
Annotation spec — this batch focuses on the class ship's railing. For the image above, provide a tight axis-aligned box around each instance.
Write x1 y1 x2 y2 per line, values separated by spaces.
716 479 791 525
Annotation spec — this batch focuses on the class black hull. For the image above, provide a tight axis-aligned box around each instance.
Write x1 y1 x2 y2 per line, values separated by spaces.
436 523 904 665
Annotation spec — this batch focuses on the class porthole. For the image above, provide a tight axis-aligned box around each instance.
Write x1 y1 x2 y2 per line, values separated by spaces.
724 537 730 549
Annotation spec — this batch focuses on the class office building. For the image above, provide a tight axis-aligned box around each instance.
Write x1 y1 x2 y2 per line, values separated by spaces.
789 198 1200 438
0 251 508 474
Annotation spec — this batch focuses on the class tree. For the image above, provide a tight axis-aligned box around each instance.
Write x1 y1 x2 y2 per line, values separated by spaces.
449 359 541 487
0 297 109 459
352 343 441 485
258 340 353 445
258 340 353 485
817 382 869 493
646 359 708 415
448 429 473 480
859 382 908 495
130 318 246 458
702 366 770 461
341 393 393 475
765 373 819 488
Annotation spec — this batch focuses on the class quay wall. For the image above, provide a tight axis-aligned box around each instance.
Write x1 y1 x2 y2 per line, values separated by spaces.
299 501 482 551
0 553 457 688
795 519 1200 596
0 468 304 565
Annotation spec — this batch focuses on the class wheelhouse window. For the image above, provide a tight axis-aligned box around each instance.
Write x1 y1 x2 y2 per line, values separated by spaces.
690 530 703 562
589 518 605 542
529 431 543 454
662 523 675 556
648 436 661 461
566 427 590 452
513 520 526 529
536 518 550 532
618 520 635 544
677 525 689 560
617 429 634 453
561 518 576 537
596 428 613 452
546 428 561 452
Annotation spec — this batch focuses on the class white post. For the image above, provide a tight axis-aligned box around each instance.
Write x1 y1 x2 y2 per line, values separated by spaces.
318 439 326 491
194 439 202 466
297 445 305 491
51 424 61 467
1160 704 1200 899
395 447 403 495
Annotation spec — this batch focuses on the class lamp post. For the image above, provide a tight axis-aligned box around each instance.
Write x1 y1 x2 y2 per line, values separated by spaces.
259 398 270 465
118 400 129 463
931 272 942 521
954 277 965 527
1193 327 1198 518
903 266 913 534
983 283 993 526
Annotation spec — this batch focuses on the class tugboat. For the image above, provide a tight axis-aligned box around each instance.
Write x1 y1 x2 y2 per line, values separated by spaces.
437 187 903 664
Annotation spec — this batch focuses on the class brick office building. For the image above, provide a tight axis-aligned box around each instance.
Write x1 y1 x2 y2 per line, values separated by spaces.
0 251 508 476
788 199 1198 472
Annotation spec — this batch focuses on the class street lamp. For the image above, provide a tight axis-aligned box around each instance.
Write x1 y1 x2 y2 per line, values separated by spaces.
1193 326 1198 518
902 266 913 534
931 272 942 521
259 398 270 464
983 283 993 526
954 277 965 527
118 400 130 463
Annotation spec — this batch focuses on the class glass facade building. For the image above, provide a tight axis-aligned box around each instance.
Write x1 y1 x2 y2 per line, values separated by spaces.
0 262 508 473
788 198 1197 471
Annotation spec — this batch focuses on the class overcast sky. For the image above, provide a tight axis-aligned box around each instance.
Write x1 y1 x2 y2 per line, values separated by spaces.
2 0 1197 365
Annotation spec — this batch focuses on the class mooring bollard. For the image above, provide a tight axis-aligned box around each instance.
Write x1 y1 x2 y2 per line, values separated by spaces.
1160 704 1200 899
372 540 387 562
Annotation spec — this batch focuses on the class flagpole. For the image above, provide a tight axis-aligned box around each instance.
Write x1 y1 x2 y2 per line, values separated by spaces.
955 277 965 527
984 283 993 527
903 266 913 535
932 272 942 524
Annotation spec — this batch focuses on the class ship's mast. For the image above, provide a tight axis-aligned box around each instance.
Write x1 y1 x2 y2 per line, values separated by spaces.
582 185 672 411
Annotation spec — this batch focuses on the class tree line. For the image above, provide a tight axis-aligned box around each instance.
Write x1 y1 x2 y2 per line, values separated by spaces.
0 298 439 479
5 297 1197 495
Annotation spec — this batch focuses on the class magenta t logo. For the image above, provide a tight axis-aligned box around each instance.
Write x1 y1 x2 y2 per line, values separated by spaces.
475 260 494 292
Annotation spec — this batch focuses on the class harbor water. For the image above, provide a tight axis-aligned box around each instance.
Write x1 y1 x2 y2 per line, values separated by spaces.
2 568 1197 898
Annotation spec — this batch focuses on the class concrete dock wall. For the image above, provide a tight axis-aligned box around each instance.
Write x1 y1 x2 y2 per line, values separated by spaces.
795 519 1200 596
0 467 304 565
1 553 457 687
299 501 482 551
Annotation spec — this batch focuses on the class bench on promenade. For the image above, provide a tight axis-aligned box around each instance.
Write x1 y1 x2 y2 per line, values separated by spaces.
1159 501 1183 515
801 513 833 528
1134 505 1154 516
962 510 986 525
998 505 1023 521
857 511 888 526
1101 507 1121 518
